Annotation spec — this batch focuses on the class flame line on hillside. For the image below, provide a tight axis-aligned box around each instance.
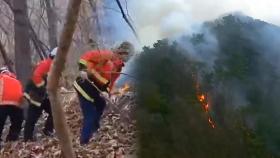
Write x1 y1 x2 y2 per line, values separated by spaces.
193 73 216 128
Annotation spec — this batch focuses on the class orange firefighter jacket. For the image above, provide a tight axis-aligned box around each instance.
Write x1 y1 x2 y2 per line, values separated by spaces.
78 50 124 91
0 73 23 106
32 58 53 87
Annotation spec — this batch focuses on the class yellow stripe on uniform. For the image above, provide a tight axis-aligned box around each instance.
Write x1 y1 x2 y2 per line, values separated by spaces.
73 81 94 102
91 69 108 85
79 59 88 66
23 92 41 107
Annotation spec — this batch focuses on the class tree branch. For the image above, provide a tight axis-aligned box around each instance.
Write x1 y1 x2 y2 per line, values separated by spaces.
3 0 13 11
0 40 13 72
2 0 48 59
47 0 82 157
114 0 139 41
0 23 9 35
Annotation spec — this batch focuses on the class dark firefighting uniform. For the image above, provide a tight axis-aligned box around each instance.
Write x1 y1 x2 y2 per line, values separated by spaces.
23 58 54 141
73 50 124 144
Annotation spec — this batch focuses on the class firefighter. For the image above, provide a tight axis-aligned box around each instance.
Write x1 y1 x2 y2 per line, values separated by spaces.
74 41 134 144
23 47 57 141
0 66 24 146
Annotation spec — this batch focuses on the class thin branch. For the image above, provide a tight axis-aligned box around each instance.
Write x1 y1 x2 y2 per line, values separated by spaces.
28 0 36 18
0 40 14 72
27 1 49 31
0 8 14 22
47 0 82 157
114 0 139 42
2 0 48 58
28 19 49 58
124 0 129 17
3 0 13 11
45 0 58 48
37 1 47 27
124 0 135 25
0 23 9 35
103 6 122 13
88 0 103 48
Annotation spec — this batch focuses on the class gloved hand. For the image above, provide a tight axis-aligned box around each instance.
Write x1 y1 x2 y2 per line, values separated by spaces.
100 91 109 100
79 71 88 80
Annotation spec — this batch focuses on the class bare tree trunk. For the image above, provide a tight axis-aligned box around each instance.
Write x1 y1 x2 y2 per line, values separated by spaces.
47 0 82 157
0 41 13 72
45 0 58 49
4 0 48 60
13 0 32 85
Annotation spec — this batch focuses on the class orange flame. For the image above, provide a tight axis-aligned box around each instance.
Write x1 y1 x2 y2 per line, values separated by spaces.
198 95 205 102
119 83 130 95
204 103 209 112
195 81 215 129
208 117 215 128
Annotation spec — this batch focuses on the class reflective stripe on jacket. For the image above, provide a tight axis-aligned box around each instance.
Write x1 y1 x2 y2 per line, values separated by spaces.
24 58 52 106
73 77 105 103
24 79 47 107
73 80 94 102
79 50 124 91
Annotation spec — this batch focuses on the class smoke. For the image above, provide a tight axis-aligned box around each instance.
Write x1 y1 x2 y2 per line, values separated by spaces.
128 0 199 46
255 24 280 72
208 15 280 154
128 0 280 46
175 27 219 69
96 0 280 94
91 0 280 53
126 0 280 155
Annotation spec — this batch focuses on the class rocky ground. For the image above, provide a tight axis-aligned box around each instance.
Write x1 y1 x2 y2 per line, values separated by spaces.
0 88 137 158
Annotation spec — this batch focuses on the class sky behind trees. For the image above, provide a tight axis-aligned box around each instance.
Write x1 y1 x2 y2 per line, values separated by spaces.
128 0 280 46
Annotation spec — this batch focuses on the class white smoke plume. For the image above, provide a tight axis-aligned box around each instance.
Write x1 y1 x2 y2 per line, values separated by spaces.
128 0 280 46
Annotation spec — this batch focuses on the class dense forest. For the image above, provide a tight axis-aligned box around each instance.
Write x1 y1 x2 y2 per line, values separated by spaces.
135 14 280 158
